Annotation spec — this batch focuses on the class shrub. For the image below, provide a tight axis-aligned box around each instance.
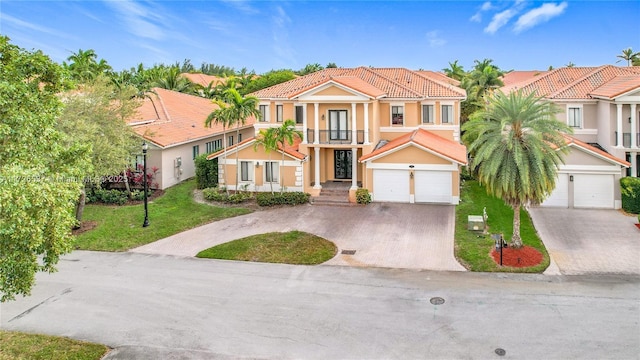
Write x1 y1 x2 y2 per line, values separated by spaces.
256 192 310 206
87 188 128 205
195 155 218 190
355 188 371 204
202 187 253 204
620 177 640 214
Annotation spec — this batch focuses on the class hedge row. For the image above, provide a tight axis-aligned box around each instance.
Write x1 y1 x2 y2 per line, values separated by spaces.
86 188 146 205
620 177 640 214
256 192 310 207
202 188 253 204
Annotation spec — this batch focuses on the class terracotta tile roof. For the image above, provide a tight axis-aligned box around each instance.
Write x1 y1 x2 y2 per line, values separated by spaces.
359 128 467 164
561 134 630 167
326 76 387 98
206 135 306 161
501 70 547 87
589 75 640 99
128 88 255 148
251 67 466 100
416 70 461 86
181 73 226 87
501 65 640 99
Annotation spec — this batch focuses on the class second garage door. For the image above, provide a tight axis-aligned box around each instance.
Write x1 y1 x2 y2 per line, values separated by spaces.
414 171 452 203
573 174 614 208
373 170 410 202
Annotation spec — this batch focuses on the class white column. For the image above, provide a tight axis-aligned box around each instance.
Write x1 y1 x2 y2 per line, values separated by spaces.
351 148 358 190
351 103 357 145
302 103 308 144
364 102 370 145
313 147 321 189
631 152 637 178
616 103 623 148
631 104 637 148
313 103 320 145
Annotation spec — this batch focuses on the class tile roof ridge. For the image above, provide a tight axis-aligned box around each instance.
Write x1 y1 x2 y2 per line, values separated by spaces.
547 65 620 98
411 69 466 96
358 67 423 98
152 88 173 123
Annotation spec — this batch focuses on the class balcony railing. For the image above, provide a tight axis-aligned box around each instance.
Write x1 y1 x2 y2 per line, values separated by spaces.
614 132 640 147
307 129 365 144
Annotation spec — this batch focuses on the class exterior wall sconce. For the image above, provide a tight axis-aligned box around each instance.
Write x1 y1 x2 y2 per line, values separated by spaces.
569 175 574 182
410 172 414 179
321 114 325 120
409 165 415 168
629 117 632 123
255 161 260 167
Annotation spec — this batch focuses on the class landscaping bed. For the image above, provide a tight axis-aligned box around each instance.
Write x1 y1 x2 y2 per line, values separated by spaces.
455 180 550 273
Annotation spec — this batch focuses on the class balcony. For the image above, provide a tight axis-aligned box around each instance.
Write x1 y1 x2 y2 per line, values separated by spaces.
614 132 640 148
307 129 365 145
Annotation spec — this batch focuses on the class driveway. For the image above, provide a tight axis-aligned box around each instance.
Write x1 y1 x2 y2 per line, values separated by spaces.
528 208 640 275
132 203 465 271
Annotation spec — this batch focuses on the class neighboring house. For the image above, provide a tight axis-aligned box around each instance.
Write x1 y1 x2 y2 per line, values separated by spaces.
501 70 546 87
501 65 640 209
207 67 468 204
181 73 226 88
128 87 255 189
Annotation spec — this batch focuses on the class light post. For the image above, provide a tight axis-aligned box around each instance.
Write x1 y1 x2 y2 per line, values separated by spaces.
142 141 149 228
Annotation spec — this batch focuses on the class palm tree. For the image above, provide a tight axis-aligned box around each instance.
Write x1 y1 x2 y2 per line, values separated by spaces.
153 67 194 93
272 119 302 193
254 127 278 193
207 88 261 193
205 104 233 194
617 48 640 67
462 90 572 248
442 60 466 81
65 48 112 82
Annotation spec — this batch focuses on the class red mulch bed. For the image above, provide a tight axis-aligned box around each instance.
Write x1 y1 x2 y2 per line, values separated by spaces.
491 245 543 267
635 223 640 230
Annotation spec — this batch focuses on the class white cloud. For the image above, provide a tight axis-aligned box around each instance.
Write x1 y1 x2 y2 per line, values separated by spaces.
104 0 166 40
426 31 446 47
271 5 295 66
220 0 259 14
481 1 493 11
0 13 75 40
470 1 492 22
484 7 520 34
514 2 568 33
470 13 482 22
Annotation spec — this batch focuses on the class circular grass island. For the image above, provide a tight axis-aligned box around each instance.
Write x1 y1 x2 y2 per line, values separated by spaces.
196 230 337 265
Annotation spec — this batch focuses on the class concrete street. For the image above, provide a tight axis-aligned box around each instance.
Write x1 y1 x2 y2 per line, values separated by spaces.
1 251 638 359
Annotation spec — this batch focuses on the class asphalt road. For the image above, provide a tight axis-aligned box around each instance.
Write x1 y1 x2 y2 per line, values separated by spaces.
1 251 638 360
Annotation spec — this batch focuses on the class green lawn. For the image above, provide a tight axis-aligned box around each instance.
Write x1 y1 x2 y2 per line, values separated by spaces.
197 231 337 265
75 180 251 251
455 180 550 273
0 330 108 360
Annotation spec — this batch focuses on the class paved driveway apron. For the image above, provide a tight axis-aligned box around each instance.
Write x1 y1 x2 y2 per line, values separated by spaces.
132 203 465 271
529 208 640 275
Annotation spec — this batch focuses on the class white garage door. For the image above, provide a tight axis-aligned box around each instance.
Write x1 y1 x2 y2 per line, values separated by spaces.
414 171 452 203
574 174 614 208
373 170 410 202
541 173 569 207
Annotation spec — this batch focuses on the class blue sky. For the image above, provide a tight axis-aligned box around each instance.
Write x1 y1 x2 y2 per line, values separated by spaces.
1 1 638 73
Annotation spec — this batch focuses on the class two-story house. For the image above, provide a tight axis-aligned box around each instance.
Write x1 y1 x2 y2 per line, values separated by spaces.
206 67 467 204
129 88 255 189
502 65 639 209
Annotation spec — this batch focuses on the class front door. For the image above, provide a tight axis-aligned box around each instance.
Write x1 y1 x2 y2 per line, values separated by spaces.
334 150 352 179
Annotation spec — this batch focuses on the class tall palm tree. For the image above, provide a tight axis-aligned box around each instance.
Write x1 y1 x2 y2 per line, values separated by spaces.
617 48 640 67
442 60 466 81
205 104 233 194
254 127 278 193
153 67 194 93
272 119 302 193
207 88 261 192
462 90 572 248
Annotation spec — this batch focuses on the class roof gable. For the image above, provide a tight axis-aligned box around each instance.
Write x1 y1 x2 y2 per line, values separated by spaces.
359 128 467 165
561 135 630 167
590 75 640 99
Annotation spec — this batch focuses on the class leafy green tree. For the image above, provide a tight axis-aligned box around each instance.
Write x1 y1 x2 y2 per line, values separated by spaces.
57 75 140 223
326 62 338 68
272 119 303 192
459 58 505 124
152 66 195 93
442 60 466 81
0 36 91 301
297 63 324 76
617 48 640 67
241 69 296 95
64 48 112 82
462 90 571 248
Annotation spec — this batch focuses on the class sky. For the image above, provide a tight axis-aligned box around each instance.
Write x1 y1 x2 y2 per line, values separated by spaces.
1 0 639 74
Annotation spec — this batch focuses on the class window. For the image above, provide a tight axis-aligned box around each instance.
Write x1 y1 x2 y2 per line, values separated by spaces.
441 105 453 124
206 139 222 153
568 107 582 128
276 105 283 122
265 161 279 183
192 145 199 159
238 133 242 143
391 105 404 125
422 105 434 124
295 105 304 124
259 105 269 122
240 161 253 182
228 136 234 146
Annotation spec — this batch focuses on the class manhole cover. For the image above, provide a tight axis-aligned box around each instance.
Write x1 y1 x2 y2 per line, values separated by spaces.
341 249 356 255
495 348 506 356
429 297 445 305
